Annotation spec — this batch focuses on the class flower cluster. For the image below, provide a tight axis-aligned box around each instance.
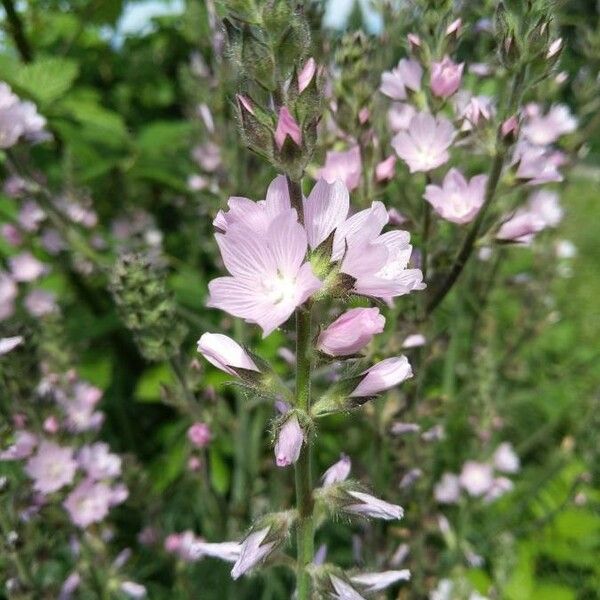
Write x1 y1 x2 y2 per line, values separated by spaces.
0 82 47 148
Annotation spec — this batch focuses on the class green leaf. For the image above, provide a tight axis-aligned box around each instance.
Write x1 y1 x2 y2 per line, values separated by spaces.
0 56 79 106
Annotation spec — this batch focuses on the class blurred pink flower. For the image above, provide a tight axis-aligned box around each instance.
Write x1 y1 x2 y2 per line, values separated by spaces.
1 224 23 246
9 251 46 282
319 146 362 192
484 476 514 502
350 356 413 398
523 104 576 146
388 103 416 132
120 582 147 598
43 416 60 434
424 168 488 224
514 142 563 185
402 333 426 349
274 415 303 467
192 141 221 172
380 59 422 100
187 423 212 448
18 200 45 232
317 307 384 356
63 479 114 528
375 155 397 182
434 472 461 504
274 106 302 150
24 289 58 317
392 112 455 172
351 569 411 593
493 442 520 473
25 441 77 494
78 442 122 480
459 461 494 497
197 332 259 376
0 335 23 356
430 56 464 98
330 575 366 600
0 430 36 460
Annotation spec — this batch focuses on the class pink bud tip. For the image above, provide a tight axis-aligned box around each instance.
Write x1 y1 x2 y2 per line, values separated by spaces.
274 107 302 150
298 57 317 94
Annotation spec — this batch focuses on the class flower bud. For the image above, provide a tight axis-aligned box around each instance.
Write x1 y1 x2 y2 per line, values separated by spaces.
375 155 396 182
274 107 302 150
430 56 464 98
317 308 385 357
349 356 413 398
274 414 303 467
298 57 317 94
321 454 351 487
197 332 259 377
187 422 212 448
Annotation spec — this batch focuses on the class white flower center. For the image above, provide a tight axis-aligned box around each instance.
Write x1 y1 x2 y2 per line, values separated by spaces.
262 272 297 305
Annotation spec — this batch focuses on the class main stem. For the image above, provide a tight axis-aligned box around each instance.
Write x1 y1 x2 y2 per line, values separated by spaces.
287 176 314 600
294 307 314 599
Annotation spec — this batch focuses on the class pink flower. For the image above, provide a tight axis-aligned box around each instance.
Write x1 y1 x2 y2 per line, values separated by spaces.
25 441 77 494
430 56 464 98
434 473 461 504
9 251 46 282
120 582 147 598
317 307 385 356
231 527 275 579
62 382 104 432
319 146 362 192
445 18 462 37
0 335 23 355
63 479 115 528
380 59 422 100
454 92 494 129
274 107 302 150
522 104 577 146
501 115 519 139
24 289 57 317
164 533 182 553
43 416 59 434
514 142 563 185
402 333 426 349
190 539 241 562
388 103 416 132
192 142 221 172
18 200 45 232
344 490 404 520
197 332 259 376
274 415 303 467
424 168 488 224
322 454 351 486
349 356 413 398
187 422 212 448
0 430 37 460
331 202 425 303
459 461 494 497
78 443 122 480
1 224 22 246
375 155 397 182
298 57 317 93
392 112 455 172
207 207 322 337
351 570 411 593
493 442 520 473
484 477 514 502
330 575 366 600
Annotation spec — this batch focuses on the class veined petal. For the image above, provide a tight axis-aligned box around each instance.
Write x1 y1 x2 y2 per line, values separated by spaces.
304 179 350 249
215 228 276 279
266 210 308 276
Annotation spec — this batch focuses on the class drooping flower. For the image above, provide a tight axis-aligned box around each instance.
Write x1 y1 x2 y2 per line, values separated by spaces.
350 569 411 593
344 490 404 520
330 575 367 600
349 356 413 398
434 473 461 504
78 443 122 480
424 169 488 224
322 454 351 487
523 104 577 146
319 146 362 192
392 112 455 173
197 332 259 376
459 461 494 497
187 422 212 448
190 540 241 562
493 442 520 474
317 307 385 356
379 59 422 100
274 415 303 467
207 209 322 337
25 441 77 494
230 527 275 579
430 56 464 98
0 335 23 356
274 107 302 150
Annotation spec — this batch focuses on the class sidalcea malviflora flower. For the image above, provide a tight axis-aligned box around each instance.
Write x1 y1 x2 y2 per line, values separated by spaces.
208 176 423 336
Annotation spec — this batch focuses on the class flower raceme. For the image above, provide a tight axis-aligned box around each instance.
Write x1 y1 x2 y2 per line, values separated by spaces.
207 176 424 336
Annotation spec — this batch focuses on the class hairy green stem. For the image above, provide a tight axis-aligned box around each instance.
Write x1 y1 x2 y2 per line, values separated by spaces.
294 306 314 600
